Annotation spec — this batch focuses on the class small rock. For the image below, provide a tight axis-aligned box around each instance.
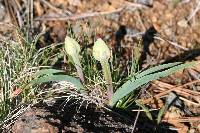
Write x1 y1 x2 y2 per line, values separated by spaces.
68 0 81 6
0 1 5 21
198 124 200 132
137 0 153 6
189 128 195 133
11 108 59 133
177 19 189 28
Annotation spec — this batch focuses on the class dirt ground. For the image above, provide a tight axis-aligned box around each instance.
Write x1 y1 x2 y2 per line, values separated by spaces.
1 0 200 132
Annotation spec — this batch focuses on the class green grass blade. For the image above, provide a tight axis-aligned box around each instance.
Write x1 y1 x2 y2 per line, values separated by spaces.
157 106 165 124
157 92 177 123
136 101 153 120
29 74 84 90
35 69 65 77
109 61 197 107
136 62 182 78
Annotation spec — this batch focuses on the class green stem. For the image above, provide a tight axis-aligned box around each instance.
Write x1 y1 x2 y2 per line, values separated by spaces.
73 56 84 83
101 60 113 100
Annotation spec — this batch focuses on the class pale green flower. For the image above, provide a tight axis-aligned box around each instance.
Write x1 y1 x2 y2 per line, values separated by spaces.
93 38 113 99
64 36 80 56
93 38 110 62
64 36 84 83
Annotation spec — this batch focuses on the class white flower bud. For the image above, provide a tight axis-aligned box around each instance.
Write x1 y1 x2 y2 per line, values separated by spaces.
93 38 110 61
65 36 80 56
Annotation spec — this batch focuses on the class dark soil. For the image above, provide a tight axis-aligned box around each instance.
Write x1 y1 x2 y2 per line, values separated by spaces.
10 100 177 133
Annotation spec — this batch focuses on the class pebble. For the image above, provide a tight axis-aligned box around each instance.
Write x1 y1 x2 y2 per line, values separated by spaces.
177 19 189 28
198 124 200 132
0 1 5 21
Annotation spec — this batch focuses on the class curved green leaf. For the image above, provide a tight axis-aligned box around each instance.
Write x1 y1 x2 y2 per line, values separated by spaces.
35 69 65 77
30 74 84 90
136 62 181 79
157 92 177 123
136 101 153 120
109 61 196 107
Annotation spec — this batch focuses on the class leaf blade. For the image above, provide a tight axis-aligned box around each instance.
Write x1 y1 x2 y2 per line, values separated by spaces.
30 74 84 90
35 69 65 77
136 62 182 78
109 61 196 107
157 92 177 124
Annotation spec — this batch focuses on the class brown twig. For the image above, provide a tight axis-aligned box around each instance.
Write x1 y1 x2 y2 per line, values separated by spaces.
154 36 189 51
10 0 23 28
35 7 124 21
14 0 22 10
40 0 72 15
179 97 200 106
153 80 200 96
162 117 200 123
123 1 150 9
187 68 200 80
131 108 159 112
135 10 146 31
131 109 140 133
4 0 19 27
35 2 149 21
30 0 33 29
187 0 200 22
140 79 200 105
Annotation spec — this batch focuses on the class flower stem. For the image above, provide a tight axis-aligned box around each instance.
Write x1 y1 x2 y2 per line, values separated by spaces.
101 60 113 100
73 56 84 83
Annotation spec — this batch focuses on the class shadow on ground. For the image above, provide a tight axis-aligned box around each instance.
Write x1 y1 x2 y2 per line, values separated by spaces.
10 98 178 133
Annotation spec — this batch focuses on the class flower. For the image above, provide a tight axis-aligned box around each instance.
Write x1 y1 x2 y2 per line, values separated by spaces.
65 36 80 56
93 38 110 62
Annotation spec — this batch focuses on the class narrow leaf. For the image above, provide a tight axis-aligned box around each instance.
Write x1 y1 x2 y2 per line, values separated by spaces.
136 101 153 120
109 61 196 107
157 106 165 124
35 69 65 77
30 74 84 90
157 92 177 124
136 62 181 78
